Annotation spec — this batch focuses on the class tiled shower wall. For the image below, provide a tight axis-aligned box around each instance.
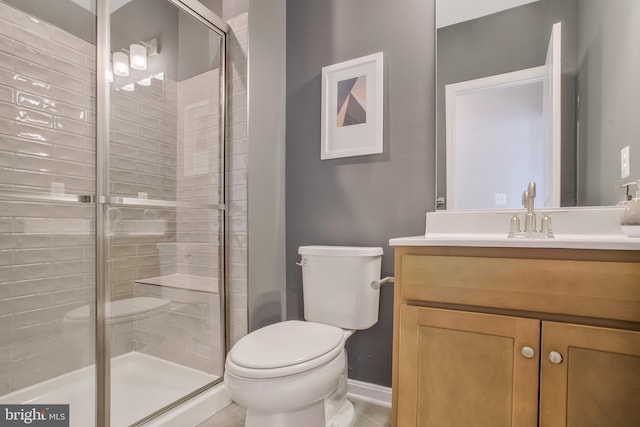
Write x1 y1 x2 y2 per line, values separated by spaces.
107 78 179 301
0 1 247 393
0 2 97 393
226 13 249 347
176 68 221 279
129 68 223 375
107 72 181 360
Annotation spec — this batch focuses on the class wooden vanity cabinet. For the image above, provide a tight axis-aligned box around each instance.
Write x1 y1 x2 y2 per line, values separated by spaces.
397 305 540 426
392 246 640 427
540 322 640 427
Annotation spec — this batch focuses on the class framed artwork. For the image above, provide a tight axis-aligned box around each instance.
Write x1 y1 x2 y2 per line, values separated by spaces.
321 52 383 160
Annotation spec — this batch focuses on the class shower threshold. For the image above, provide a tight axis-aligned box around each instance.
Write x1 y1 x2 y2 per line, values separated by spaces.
0 352 218 427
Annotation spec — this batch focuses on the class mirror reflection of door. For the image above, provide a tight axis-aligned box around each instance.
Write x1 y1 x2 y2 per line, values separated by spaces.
543 22 562 207
445 23 561 210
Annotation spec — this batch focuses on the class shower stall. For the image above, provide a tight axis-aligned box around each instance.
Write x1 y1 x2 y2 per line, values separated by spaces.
0 0 231 425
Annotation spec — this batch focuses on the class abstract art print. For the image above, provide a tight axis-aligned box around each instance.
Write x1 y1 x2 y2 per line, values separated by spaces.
321 52 383 159
337 75 366 127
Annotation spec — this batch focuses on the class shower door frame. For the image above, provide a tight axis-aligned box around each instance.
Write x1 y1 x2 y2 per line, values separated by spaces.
95 1 230 426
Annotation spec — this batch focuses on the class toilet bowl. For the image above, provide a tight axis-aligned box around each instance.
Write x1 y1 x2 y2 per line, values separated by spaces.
224 246 383 427
224 321 349 427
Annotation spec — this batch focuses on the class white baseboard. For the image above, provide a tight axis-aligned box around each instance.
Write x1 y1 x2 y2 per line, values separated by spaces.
347 379 392 408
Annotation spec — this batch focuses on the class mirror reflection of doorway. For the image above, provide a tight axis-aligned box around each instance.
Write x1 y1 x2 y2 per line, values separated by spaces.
444 22 561 210
446 67 544 209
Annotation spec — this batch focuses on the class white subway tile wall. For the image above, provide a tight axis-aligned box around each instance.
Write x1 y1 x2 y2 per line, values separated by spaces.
176 68 221 281
132 282 222 375
227 13 248 347
106 74 180 315
0 2 97 394
109 78 178 201
0 2 243 394
126 65 224 375
106 17 226 375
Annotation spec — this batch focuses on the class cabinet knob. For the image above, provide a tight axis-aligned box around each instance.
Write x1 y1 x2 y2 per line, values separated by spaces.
521 346 536 359
548 351 564 364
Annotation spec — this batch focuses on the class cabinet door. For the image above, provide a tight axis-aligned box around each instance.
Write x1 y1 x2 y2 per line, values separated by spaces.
397 305 540 427
540 322 640 427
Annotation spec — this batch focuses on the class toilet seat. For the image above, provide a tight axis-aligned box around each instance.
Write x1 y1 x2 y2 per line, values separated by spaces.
226 320 345 379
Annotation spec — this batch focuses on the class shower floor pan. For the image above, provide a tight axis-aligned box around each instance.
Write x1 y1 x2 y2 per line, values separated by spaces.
0 352 219 427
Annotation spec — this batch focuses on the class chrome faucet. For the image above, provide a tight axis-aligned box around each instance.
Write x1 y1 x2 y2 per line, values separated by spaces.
522 181 536 233
508 181 554 238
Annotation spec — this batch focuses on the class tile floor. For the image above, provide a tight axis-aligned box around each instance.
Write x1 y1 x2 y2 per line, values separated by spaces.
196 397 391 427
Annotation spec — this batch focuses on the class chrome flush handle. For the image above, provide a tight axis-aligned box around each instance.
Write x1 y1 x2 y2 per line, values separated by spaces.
371 276 395 290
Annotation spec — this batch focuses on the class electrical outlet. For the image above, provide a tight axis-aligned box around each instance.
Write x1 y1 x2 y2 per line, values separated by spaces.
621 146 630 179
495 193 507 205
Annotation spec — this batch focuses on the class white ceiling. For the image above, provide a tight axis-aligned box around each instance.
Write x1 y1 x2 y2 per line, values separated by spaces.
437 0 539 28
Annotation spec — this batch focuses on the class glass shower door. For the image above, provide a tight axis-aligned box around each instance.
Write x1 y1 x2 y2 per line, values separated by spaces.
103 1 227 425
0 0 227 425
0 0 97 423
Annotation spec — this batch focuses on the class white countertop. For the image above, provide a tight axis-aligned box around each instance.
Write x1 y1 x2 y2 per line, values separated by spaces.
389 234 640 250
389 208 640 250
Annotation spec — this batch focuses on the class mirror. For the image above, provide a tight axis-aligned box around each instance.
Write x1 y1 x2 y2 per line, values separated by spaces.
436 0 640 210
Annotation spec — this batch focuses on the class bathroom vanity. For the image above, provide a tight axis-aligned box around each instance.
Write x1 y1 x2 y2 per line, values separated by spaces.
389 231 640 427
418 0 640 422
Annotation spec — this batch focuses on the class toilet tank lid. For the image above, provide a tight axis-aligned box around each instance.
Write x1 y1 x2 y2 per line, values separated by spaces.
298 246 383 256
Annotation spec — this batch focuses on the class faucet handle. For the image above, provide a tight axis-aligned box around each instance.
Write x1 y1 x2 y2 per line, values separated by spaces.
528 181 536 198
508 212 521 238
540 213 554 238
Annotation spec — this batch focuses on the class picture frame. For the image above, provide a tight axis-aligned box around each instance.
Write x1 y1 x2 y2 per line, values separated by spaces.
321 52 383 160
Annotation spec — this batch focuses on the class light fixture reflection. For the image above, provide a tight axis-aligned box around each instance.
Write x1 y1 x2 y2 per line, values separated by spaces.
137 77 151 86
121 83 135 92
129 43 147 71
112 52 129 77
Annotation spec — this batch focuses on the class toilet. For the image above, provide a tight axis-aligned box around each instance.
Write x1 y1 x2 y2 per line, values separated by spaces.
224 245 383 427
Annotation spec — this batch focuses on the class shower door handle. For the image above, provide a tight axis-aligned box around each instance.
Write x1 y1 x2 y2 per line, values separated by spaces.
0 189 95 203
102 195 223 210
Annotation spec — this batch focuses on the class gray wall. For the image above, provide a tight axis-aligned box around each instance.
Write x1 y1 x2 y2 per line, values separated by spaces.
2 0 96 43
576 0 640 205
286 0 435 387
247 0 287 330
177 8 221 81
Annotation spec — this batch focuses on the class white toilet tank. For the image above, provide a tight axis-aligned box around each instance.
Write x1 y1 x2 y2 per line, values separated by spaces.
298 245 383 330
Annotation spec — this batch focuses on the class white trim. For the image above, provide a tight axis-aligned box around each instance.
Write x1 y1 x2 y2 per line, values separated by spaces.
347 379 392 408
545 22 562 208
